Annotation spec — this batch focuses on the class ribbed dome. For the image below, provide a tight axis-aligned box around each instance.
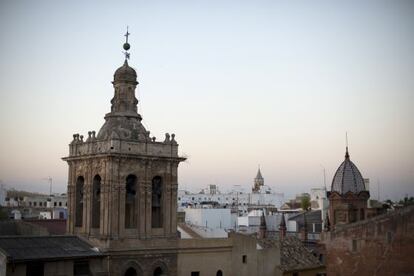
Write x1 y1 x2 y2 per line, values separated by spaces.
114 60 137 84
331 148 366 194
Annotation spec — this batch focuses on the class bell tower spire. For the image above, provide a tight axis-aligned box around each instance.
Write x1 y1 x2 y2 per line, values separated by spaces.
123 26 131 61
252 166 264 193
345 132 350 159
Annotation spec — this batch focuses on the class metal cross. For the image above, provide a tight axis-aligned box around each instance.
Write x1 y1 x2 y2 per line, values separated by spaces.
125 26 130 43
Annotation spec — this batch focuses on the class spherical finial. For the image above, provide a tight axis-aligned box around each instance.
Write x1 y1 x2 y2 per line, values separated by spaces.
123 27 131 60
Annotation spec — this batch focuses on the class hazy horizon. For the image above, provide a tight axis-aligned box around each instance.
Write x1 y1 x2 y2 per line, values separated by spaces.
0 0 413 201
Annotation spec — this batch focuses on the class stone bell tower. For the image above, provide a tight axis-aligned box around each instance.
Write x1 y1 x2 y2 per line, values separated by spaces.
63 31 186 273
252 167 264 193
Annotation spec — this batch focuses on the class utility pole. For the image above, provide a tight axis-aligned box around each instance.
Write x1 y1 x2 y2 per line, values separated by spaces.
43 177 52 195
320 165 327 190
377 179 381 201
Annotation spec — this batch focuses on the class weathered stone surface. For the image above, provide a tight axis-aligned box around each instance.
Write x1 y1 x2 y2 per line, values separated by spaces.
63 58 185 276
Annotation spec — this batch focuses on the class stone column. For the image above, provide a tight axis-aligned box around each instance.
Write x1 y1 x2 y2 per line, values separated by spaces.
85 162 93 236
119 175 126 238
139 176 146 238
83 165 92 236
145 162 152 238
164 165 171 237
109 158 121 239
100 159 108 237
67 162 75 234
170 163 178 237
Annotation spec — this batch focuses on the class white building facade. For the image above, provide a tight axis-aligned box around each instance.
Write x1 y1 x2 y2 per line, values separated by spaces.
178 169 284 209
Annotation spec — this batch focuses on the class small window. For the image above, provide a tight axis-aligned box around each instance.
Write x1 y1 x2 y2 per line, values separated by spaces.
352 239 357 252
360 208 365 220
34 202 37 207
242 255 247 263
153 267 163 276
387 231 392 244
54 202 57 207
216 270 223 276
59 202 62 206
377 224 382 234
319 254 324 263
74 261 90 276
26 262 44 276
292 273 299 276
125 267 137 276
191 272 200 276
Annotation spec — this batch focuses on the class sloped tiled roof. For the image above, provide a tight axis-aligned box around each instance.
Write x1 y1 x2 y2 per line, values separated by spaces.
0 235 103 263
257 237 279 249
279 236 323 272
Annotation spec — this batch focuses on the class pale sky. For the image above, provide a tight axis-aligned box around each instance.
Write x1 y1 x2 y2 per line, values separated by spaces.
0 0 413 201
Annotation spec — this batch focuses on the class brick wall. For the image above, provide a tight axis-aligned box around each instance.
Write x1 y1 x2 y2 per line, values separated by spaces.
322 206 414 275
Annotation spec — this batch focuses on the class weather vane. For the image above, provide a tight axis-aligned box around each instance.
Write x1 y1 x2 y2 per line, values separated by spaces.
123 26 131 60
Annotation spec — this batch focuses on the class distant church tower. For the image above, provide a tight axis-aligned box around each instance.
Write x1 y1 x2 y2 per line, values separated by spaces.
252 167 264 192
327 146 369 229
63 31 185 275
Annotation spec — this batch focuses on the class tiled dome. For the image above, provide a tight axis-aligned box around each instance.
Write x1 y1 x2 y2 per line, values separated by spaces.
331 148 366 194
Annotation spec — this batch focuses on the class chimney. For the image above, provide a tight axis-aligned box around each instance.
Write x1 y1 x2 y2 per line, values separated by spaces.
324 213 330 232
301 212 308 241
279 213 287 240
258 209 267 239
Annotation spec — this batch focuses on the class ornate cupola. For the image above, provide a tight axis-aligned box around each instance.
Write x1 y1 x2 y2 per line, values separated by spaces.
97 34 146 141
327 145 369 228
